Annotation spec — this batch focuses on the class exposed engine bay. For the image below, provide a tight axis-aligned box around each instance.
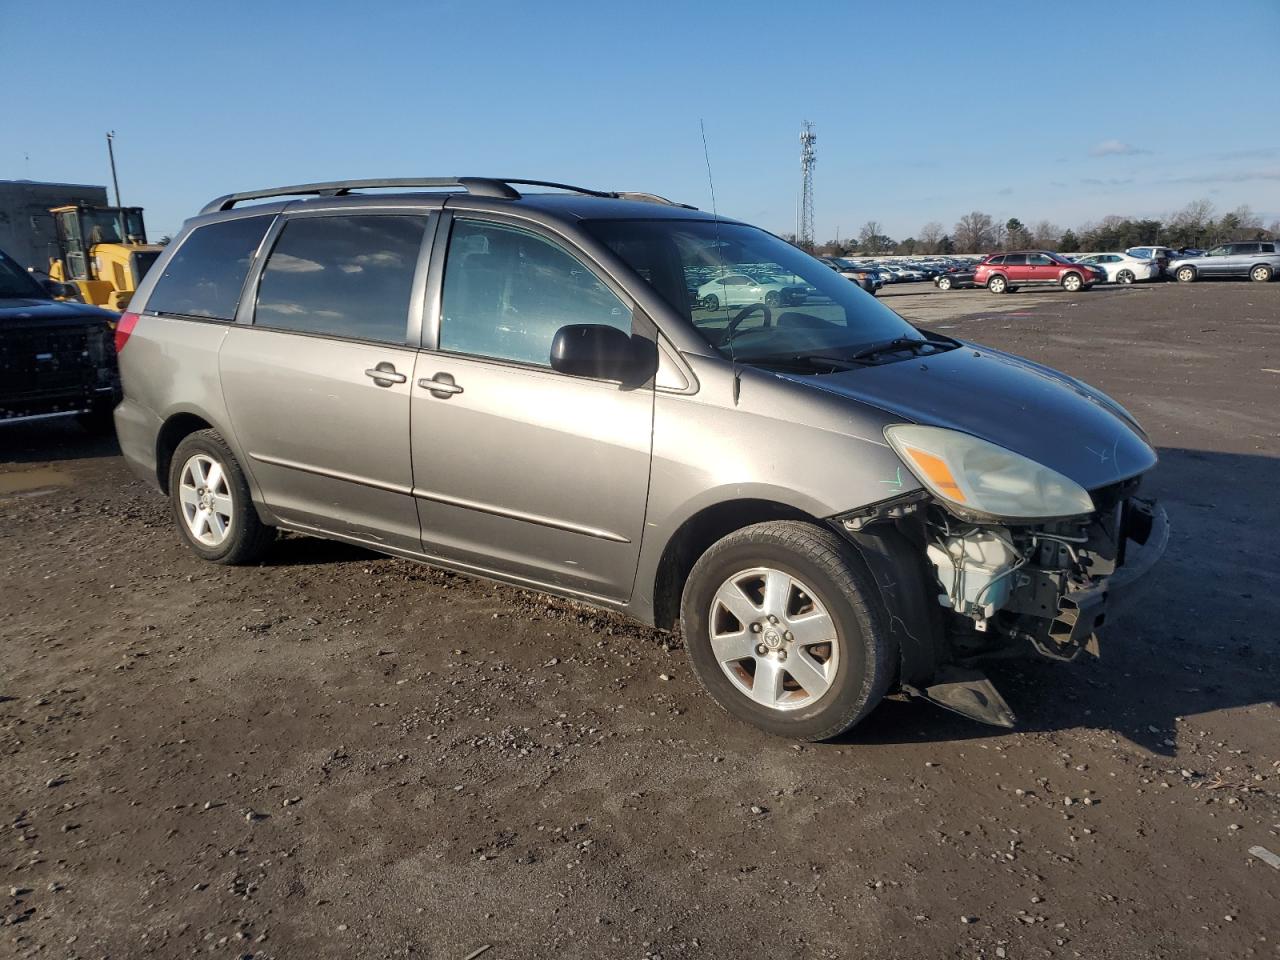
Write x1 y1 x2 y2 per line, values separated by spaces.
925 479 1161 661
839 478 1168 727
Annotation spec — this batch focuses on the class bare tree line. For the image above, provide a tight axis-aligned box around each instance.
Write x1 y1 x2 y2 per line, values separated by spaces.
809 200 1278 257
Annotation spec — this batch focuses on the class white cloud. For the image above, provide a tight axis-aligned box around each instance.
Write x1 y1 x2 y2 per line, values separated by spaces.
1090 139 1147 157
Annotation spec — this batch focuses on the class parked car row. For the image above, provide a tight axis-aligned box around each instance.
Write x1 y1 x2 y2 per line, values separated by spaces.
819 255 986 294
929 241 1278 294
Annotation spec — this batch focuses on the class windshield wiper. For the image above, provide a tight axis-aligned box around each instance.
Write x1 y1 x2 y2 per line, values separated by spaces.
850 335 955 361
746 353 870 372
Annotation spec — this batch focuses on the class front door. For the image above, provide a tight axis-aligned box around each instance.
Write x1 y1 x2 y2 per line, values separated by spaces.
409 216 654 602
1025 252 1055 283
219 212 433 552
1201 244 1233 276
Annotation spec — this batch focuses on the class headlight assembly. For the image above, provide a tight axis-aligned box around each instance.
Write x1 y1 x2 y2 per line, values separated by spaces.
885 424 1094 521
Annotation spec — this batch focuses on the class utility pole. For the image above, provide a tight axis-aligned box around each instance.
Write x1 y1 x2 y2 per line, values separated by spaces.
106 131 126 240
799 121 816 250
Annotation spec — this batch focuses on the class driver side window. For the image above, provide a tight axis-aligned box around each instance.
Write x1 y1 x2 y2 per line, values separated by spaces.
439 220 632 366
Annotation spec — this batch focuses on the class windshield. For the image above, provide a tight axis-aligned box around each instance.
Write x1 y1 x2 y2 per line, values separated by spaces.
0 251 46 300
585 219 921 363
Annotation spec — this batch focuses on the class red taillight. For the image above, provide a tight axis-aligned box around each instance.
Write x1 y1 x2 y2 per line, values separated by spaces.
114 311 139 353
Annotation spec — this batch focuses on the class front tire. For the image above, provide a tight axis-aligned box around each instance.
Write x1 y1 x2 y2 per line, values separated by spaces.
987 275 1008 294
680 521 893 741
702 293 720 311
764 291 781 307
1251 264 1273 282
1061 272 1083 292
1176 266 1196 283
169 429 275 565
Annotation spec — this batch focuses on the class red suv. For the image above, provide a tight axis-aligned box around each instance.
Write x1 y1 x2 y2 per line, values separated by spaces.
973 251 1104 294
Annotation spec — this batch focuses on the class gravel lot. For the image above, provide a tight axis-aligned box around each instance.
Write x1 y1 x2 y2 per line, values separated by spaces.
2 280 1278 960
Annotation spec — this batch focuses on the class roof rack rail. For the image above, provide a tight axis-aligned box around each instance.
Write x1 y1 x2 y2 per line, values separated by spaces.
200 177 522 214
200 177 696 215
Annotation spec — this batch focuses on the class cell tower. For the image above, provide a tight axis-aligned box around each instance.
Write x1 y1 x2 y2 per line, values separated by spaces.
799 121 817 248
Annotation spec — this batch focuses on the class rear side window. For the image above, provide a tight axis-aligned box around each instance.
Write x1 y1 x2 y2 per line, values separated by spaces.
146 216 272 320
1003 254 1027 266
254 215 427 344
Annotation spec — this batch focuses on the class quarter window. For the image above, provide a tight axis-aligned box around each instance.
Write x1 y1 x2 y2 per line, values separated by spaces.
439 219 632 366
146 216 273 320
254 215 427 344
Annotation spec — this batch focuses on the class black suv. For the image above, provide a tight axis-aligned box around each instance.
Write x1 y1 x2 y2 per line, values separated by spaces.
1 246 121 430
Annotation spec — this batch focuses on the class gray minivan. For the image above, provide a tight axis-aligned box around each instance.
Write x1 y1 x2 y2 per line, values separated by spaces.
114 177 1167 740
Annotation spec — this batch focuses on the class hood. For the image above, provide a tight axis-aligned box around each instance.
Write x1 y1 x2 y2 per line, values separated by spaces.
786 344 1156 491
0 298 119 326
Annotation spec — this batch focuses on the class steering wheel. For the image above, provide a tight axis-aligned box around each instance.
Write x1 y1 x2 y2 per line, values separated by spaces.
719 302 772 346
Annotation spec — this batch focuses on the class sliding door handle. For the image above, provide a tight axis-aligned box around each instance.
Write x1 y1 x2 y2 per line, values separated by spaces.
365 362 407 387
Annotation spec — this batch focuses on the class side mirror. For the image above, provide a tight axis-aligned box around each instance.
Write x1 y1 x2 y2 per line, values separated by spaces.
550 324 656 384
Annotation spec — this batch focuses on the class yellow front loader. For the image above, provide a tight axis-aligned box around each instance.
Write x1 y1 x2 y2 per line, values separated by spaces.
47 203 163 311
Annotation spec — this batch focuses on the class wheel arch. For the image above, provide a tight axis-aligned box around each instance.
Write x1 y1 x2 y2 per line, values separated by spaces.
154 408 244 495
650 498 816 631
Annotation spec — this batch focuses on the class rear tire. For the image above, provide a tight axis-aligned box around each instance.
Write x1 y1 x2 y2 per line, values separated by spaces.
937 276 953 291
987 275 1008 294
1176 266 1196 283
169 429 274 565
680 521 893 741
1250 264 1273 282
1117 269 1135 284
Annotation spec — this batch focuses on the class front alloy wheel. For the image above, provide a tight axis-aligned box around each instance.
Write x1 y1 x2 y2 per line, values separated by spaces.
709 567 839 711
680 520 893 740
1176 266 1196 283
1062 272 1083 292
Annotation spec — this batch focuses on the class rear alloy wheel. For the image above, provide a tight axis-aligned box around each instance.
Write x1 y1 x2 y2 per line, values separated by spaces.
987 275 1008 294
680 520 893 741
764 290 781 307
1176 266 1197 283
1116 269 1136 284
1250 264 1273 282
1062 272 1083 292
937 276 953 291
169 429 275 564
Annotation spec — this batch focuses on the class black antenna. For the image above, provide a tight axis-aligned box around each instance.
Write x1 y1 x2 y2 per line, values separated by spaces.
700 119 741 406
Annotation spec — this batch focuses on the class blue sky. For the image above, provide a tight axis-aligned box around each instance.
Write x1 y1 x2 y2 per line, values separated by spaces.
4 0 1278 242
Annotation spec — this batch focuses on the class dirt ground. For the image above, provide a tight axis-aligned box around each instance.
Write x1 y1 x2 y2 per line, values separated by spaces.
2 280 1278 960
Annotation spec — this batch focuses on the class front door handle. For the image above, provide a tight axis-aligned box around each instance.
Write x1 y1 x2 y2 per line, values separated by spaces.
365 362 407 387
419 372 464 399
